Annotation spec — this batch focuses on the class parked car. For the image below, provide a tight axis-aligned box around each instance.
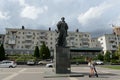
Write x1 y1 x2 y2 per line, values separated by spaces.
95 60 104 65
27 60 35 65
46 63 53 68
38 60 52 65
0 60 17 68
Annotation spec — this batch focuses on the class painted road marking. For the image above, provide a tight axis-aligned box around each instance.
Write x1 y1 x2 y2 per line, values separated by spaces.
2 68 26 80
69 77 78 80
20 72 43 74
101 71 110 73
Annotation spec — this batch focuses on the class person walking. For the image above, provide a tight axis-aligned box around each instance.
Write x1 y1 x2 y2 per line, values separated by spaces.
87 58 98 77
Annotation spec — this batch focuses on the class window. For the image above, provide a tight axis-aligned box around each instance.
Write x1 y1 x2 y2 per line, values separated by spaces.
21 46 23 48
6 46 8 48
50 47 52 49
50 42 52 44
18 41 20 43
28 32 31 34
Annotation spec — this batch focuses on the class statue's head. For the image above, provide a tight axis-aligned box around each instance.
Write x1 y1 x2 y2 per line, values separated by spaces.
61 17 65 21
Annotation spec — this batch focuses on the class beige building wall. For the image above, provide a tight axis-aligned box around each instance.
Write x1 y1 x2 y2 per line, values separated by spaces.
4 28 92 54
91 38 101 48
113 26 120 35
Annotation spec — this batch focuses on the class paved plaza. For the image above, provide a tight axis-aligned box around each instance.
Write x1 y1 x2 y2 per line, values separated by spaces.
0 65 120 80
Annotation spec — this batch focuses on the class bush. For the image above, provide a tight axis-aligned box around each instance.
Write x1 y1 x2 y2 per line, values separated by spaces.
110 60 120 65
71 57 87 64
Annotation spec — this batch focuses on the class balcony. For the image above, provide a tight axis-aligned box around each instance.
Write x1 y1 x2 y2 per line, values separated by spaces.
26 33 33 36
24 43 32 46
8 40 16 45
82 43 89 47
109 39 115 43
81 38 89 41
82 44 89 47
24 40 33 43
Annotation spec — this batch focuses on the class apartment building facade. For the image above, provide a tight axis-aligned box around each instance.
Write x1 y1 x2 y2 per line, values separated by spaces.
4 27 92 55
91 38 101 48
98 34 119 54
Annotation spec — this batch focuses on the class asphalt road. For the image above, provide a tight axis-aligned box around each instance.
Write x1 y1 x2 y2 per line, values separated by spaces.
0 65 120 80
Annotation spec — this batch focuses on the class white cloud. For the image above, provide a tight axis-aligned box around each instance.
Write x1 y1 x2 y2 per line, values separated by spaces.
20 5 48 19
18 0 27 6
0 11 10 19
78 2 112 25
51 20 55 26
43 6 48 11
111 15 120 26
19 0 48 20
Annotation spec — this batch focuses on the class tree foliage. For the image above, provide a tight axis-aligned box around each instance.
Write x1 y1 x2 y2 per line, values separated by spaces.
40 42 50 60
104 51 111 62
115 45 120 60
46 46 50 58
0 44 6 61
97 53 104 61
34 46 40 59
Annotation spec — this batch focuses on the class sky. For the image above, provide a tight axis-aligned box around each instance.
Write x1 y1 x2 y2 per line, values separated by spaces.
0 0 120 37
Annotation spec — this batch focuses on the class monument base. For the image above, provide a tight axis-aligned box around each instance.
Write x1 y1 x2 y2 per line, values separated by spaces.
44 70 84 78
44 46 84 78
55 46 71 74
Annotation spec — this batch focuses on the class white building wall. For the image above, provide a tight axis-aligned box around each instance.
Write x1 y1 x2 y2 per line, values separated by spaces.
98 34 119 53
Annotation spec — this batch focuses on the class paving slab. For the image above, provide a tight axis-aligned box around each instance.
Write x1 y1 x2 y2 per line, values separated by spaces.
44 70 84 78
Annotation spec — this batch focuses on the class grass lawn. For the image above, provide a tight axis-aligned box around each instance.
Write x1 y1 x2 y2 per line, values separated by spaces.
102 65 120 70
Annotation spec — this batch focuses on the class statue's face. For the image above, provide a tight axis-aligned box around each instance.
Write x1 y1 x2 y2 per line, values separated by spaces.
61 17 65 21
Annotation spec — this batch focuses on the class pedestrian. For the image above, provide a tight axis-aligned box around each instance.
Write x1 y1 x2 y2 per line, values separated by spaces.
87 57 98 77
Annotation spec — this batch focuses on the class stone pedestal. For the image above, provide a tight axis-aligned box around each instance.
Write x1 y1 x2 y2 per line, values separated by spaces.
55 47 71 74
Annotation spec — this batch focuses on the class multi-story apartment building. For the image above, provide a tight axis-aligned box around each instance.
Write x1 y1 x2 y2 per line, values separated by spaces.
67 31 91 48
91 38 101 48
4 27 92 55
98 34 119 54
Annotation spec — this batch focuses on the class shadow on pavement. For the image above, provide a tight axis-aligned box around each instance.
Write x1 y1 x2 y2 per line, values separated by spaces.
71 72 118 78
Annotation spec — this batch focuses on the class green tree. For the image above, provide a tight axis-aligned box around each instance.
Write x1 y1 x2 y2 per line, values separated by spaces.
0 44 6 61
40 42 50 60
97 53 104 61
34 46 40 59
104 51 111 62
115 45 120 60
40 42 47 59
112 52 119 60
46 46 50 59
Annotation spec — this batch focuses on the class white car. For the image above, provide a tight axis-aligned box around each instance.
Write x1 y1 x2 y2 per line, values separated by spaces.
38 60 52 65
0 60 17 68
46 63 53 68
95 60 104 65
27 60 35 65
